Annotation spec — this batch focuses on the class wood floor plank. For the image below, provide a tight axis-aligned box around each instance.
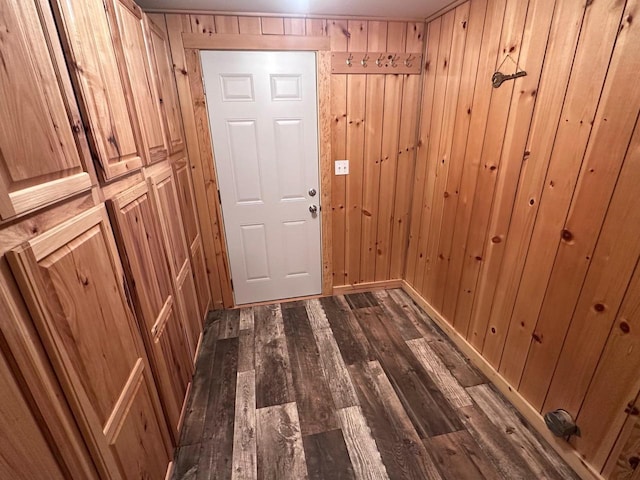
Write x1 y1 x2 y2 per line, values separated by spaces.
372 290 423 340
337 406 390 480
305 298 332 330
255 304 295 408
387 289 444 341
312 326 360 409
173 443 200 480
345 292 378 310
427 337 486 388
237 328 255 373
407 338 473 409
180 320 220 445
353 306 463 437
349 361 444 480
321 296 376 365
239 307 254 331
219 309 240 339
199 337 239 479
232 371 257 480
256 402 309 480
426 430 498 480
467 384 579 480
282 305 338 436
303 429 357 480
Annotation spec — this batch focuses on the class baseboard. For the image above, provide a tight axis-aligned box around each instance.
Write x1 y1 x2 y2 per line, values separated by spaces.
400 280 604 480
332 279 403 295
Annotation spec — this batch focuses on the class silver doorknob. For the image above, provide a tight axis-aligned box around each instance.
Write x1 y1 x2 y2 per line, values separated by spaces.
308 188 317 197
309 205 318 214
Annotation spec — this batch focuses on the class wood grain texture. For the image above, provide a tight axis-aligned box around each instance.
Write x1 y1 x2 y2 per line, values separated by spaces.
426 430 497 480
232 370 257 480
303 429 356 480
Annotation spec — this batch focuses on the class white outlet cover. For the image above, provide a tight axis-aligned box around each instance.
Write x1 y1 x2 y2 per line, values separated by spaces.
335 160 349 175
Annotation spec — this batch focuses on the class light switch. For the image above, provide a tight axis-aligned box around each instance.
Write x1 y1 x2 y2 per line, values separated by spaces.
335 160 349 175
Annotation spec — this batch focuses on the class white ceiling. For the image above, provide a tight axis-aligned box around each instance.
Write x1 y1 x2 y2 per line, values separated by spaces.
137 0 455 20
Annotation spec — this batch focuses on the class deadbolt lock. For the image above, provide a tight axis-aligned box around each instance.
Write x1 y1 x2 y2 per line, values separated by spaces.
309 188 317 197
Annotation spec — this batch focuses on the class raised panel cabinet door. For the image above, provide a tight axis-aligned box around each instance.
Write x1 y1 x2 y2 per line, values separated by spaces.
51 0 145 181
148 166 202 359
107 182 193 442
111 0 168 164
0 0 92 220
7 205 172 480
146 16 186 155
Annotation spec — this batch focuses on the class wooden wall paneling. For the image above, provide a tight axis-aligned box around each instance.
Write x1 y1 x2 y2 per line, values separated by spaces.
465 0 556 349
261 17 285 35
0 0 93 220
450 0 529 337
284 18 306 35
238 16 262 34
146 15 186 155
51 0 146 181
215 15 240 34
539 27 640 414
344 20 368 285
147 166 202 359
439 0 507 325
329 19 349 287
374 21 406 281
477 0 586 370
189 14 213 35
7 205 172 480
165 14 227 308
389 21 425 279
359 21 388 283
493 0 627 383
305 18 327 36
404 19 442 287
575 255 640 470
111 0 168 164
427 0 487 310
604 396 640 480
421 4 470 298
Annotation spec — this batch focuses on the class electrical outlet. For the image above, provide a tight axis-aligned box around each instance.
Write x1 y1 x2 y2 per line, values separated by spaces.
335 160 349 175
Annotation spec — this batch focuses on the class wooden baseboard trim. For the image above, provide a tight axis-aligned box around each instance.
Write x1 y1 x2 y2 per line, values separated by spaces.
333 279 403 296
400 280 603 480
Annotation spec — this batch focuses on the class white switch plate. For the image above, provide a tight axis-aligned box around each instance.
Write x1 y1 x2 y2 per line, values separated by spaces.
335 160 349 175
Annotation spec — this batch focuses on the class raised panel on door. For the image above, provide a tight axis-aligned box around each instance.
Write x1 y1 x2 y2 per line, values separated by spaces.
112 0 168 164
0 0 91 220
191 238 211 321
107 183 193 442
51 0 144 181
148 166 201 359
146 16 186 155
7 205 171 480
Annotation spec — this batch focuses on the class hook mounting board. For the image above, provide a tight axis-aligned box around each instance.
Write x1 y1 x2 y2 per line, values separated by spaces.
331 52 423 74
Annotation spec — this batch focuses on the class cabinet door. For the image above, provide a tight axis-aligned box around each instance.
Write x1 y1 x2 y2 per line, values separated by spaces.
148 167 202 359
0 0 91 220
146 16 186 155
112 0 168 164
108 183 192 442
173 158 211 320
51 0 145 181
7 205 171 480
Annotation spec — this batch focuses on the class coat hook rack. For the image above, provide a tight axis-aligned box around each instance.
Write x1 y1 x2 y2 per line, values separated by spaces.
404 54 415 67
492 54 527 88
361 54 369 67
390 54 399 68
346 53 353 67
375 54 385 67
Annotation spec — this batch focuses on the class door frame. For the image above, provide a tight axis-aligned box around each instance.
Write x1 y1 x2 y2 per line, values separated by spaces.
181 33 332 307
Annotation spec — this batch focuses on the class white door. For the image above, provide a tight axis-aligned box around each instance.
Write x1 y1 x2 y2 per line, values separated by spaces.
201 51 322 305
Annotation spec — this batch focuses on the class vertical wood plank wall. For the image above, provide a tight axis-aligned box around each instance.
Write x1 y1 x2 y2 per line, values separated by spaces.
406 0 640 476
160 13 425 309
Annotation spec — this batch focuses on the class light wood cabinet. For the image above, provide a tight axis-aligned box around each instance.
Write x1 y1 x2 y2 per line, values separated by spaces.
107 182 193 442
148 166 202 359
111 0 168 164
0 0 92 220
146 15 186 155
7 205 171 480
51 0 145 181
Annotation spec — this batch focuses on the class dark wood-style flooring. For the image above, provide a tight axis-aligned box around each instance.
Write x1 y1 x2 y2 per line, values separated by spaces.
172 289 579 480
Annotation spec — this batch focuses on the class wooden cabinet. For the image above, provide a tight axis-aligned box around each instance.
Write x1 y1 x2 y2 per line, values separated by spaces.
51 0 145 181
173 158 212 322
0 0 92 220
148 166 202 359
111 0 168 164
7 205 171 480
146 15 186 155
107 182 193 442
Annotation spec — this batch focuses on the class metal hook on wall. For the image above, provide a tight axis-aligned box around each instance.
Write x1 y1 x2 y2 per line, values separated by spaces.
361 54 370 67
404 54 415 67
375 54 385 67
390 54 400 68
346 53 353 67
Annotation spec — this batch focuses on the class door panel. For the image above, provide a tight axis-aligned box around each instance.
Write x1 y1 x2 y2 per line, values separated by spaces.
7 205 171 480
108 183 192 442
0 0 91 219
52 0 144 181
201 51 321 305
